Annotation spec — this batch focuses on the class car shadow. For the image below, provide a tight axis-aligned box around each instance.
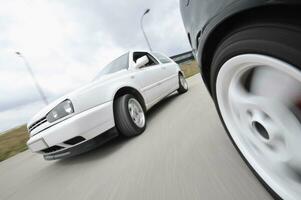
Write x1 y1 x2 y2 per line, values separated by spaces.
55 91 180 165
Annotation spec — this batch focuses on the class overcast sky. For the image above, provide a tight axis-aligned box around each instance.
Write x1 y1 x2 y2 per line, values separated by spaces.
0 0 190 132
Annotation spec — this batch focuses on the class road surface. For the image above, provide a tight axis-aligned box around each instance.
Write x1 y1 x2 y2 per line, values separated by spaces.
0 74 272 200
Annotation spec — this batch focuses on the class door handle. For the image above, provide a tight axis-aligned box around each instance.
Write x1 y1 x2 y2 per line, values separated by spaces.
162 66 166 69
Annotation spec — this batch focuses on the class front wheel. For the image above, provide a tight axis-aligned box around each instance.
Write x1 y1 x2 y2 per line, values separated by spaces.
114 94 146 137
211 22 301 199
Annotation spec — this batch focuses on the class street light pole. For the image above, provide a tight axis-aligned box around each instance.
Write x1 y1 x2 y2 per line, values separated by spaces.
16 52 48 105
140 8 153 51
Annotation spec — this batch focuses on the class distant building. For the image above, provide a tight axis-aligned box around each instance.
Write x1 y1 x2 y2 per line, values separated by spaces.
170 51 194 64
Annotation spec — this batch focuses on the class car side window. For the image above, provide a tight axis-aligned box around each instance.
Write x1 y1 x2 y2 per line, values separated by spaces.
152 52 172 64
133 52 159 68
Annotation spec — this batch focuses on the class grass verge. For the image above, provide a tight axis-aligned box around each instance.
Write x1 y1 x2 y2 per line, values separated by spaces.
179 60 200 78
0 125 28 162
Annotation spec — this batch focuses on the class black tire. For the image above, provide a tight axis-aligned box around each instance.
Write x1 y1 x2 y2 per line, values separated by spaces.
210 22 301 200
114 94 146 137
177 73 188 94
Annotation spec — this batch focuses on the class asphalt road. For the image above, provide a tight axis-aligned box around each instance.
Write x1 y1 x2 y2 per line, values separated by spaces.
0 74 272 200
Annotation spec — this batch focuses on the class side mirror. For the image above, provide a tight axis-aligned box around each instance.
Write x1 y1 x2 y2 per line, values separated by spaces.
135 56 149 69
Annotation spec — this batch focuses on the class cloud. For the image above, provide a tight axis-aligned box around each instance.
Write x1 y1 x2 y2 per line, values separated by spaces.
0 0 190 132
0 101 45 133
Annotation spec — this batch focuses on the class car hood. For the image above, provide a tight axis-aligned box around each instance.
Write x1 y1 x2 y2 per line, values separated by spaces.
27 71 125 128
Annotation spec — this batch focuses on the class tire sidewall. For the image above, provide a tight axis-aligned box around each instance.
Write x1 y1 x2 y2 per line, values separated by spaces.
114 94 146 137
178 73 188 93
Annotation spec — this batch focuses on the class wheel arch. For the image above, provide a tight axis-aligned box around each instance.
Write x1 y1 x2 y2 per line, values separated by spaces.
199 4 301 95
178 70 184 77
113 86 146 112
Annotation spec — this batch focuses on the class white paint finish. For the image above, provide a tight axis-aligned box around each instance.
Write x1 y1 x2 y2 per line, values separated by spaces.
27 50 183 155
27 139 48 152
134 64 167 106
134 56 149 69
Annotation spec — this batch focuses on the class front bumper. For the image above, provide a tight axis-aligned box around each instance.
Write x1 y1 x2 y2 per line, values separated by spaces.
43 127 118 160
27 101 115 157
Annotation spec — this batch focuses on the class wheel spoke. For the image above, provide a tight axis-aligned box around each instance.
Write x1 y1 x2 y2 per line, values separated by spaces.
229 83 250 106
228 81 259 120
251 67 301 105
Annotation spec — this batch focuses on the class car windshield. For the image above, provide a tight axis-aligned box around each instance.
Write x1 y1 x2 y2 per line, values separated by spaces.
94 53 129 80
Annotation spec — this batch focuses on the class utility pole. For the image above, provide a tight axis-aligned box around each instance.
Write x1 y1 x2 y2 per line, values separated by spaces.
16 52 48 105
140 8 153 51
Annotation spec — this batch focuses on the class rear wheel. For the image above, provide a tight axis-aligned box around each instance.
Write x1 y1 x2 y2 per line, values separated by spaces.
114 94 146 137
178 73 188 94
211 23 301 199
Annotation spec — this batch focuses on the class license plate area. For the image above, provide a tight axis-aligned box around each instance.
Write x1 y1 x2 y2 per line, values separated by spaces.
28 139 48 152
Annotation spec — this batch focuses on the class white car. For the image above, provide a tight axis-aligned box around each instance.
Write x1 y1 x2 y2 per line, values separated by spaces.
27 50 188 160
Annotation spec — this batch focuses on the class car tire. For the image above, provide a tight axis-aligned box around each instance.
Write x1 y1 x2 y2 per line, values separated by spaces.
114 94 146 137
177 73 188 94
210 22 301 200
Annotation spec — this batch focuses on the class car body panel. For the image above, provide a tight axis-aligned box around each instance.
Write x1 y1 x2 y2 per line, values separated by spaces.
135 64 166 107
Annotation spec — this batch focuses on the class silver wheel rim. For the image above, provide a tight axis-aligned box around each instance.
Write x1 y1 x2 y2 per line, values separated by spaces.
128 98 145 128
180 75 188 90
216 54 301 199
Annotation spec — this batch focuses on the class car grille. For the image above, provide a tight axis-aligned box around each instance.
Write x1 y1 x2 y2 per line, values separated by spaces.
28 117 47 132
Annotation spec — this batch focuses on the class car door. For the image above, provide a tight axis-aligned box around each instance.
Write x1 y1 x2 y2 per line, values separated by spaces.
131 52 166 108
151 52 179 94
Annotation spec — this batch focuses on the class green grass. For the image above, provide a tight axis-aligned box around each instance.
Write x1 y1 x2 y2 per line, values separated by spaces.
0 125 29 162
0 59 199 162
179 60 200 78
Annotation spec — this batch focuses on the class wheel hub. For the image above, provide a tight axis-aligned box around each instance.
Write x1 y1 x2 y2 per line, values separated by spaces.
252 121 269 140
128 98 145 128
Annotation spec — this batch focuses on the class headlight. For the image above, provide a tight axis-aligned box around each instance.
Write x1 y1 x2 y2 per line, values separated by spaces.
46 100 74 123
